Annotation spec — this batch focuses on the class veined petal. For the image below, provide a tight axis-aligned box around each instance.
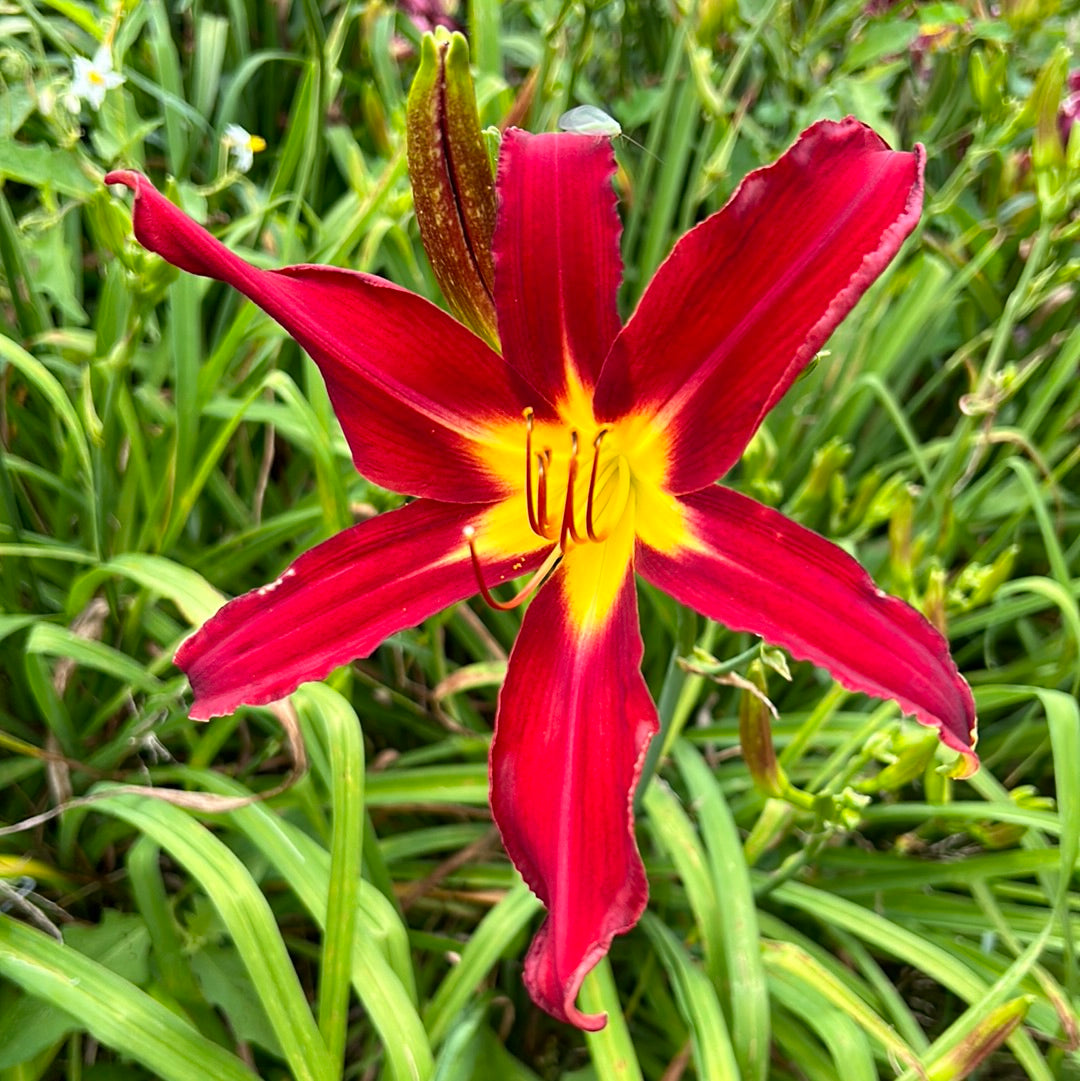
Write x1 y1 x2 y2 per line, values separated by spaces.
491 523 657 1030
638 487 977 770
406 29 499 347
106 170 528 502
176 499 544 719
595 118 925 492
493 130 623 406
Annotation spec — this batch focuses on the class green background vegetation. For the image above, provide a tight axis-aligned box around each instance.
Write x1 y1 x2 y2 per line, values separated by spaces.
0 0 1078 1078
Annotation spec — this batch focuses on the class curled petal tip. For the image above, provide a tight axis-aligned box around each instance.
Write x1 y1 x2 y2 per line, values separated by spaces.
950 755 980 781
492 545 654 1030
578 1014 607 1032
942 731 980 780
522 925 611 1030
565 1004 608 1033
104 168 140 189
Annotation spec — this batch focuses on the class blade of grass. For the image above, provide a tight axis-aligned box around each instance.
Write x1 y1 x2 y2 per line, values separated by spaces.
86 788 336 1081
641 780 724 987
146 0 190 173
640 913 741 1081
170 758 432 1081
0 336 97 555
768 963 878 1081
580 957 644 1081
0 914 254 1081
423 879 540 1047
672 739 770 1081
301 685 364 1073
762 940 923 1074
767 879 1056 1080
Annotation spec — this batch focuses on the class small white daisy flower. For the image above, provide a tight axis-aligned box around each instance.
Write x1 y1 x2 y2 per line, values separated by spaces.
223 123 267 174
70 44 124 111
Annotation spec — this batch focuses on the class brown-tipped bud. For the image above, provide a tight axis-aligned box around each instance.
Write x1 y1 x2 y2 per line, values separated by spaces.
926 996 1031 1080
406 29 499 349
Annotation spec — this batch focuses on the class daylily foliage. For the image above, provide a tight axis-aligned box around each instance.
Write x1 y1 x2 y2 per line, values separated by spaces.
107 106 977 1029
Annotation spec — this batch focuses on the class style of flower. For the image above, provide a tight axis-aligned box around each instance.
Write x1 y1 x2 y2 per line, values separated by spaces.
70 44 124 112
105 117 977 1030
223 123 267 174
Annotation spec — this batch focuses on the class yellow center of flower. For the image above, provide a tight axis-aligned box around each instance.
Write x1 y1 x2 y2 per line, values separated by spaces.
519 409 630 546
467 375 686 627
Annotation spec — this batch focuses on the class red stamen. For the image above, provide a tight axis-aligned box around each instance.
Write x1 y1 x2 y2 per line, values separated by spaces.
586 429 611 542
559 432 585 548
464 526 562 611
524 408 542 537
537 449 552 538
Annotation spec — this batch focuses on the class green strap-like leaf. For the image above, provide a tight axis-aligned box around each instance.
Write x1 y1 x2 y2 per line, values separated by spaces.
0 914 255 1081
87 787 336 1081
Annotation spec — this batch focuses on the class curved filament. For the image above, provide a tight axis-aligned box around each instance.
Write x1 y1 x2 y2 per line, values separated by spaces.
524 408 542 537
586 429 611 542
464 527 562 611
559 432 585 548
536 450 552 538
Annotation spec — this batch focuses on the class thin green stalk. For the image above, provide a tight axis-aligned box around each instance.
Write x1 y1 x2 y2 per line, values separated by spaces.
580 959 643 1081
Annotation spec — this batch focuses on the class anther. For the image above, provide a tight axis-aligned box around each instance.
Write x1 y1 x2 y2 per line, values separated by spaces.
586 429 611 542
464 526 562 611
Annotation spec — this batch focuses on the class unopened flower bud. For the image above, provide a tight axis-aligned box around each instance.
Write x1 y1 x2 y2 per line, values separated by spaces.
406 29 499 348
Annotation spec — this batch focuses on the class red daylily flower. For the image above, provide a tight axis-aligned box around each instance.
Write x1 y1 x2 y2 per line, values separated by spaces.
106 117 977 1030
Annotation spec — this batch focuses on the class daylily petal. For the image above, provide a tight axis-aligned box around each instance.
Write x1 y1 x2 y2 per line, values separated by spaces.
106 170 528 502
493 130 623 406
490 521 657 1029
637 486 977 770
176 499 544 718
594 118 925 492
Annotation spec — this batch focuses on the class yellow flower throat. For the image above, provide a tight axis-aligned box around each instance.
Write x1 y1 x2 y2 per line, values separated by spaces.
466 376 686 621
